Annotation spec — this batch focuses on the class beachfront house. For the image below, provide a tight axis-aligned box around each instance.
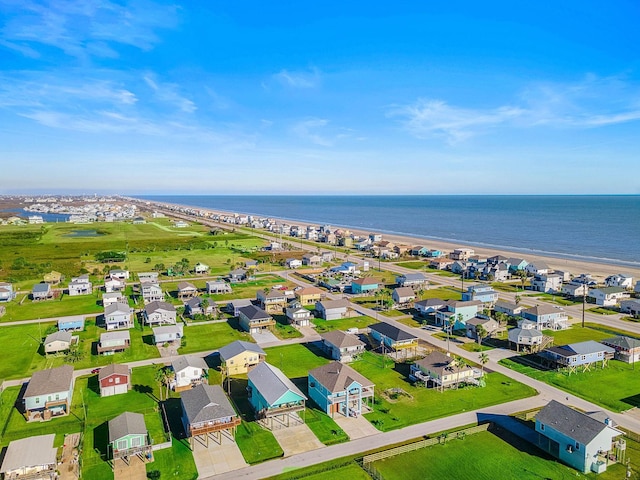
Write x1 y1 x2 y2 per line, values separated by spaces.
144 301 177 326
521 304 569 330
315 299 350 320
320 330 366 363
219 340 266 375
539 341 615 372
461 284 499 305
97 330 131 355
23 365 74 422
450 248 474 261
308 362 375 417
600 336 640 364
238 305 275 333
99 364 131 397
535 400 624 474
434 300 482 330
104 302 134 330
588 287 630 307
561 282 589 298
67 274 92 296
181 384 240 447
507 258 528 272
247 362 307 429
0 434 58 479
525 262 551 276
410 351 482 391
604 274 634 290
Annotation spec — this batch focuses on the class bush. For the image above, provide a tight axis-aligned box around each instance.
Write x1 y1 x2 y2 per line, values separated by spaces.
147 470 161 479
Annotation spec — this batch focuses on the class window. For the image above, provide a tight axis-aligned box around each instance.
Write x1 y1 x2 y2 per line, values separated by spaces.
132 436 142 447
117 440 127 450
540 423 544 431
115 377 120 384
35 397 40 404
575 442 580 450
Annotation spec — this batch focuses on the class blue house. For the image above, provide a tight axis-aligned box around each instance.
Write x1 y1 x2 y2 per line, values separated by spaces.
539 341 615 372
426 249 443 258
434 300 482 330
535 400 623 474
308 362 375 417
247 362 307 429
461 284 498 304
57 315 85 332
507 257 529 272
351 277 379 294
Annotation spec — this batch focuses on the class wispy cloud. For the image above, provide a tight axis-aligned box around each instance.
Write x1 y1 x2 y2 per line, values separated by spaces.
291 118 333 146
0 0 179 59
143 74 196 113
273 68 320 89
391 75 640 143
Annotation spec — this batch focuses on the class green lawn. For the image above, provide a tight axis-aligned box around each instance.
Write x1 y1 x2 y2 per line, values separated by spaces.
272 314 304 340
419 286 463 300
458 341 494 352
147 438 198 480
1 292 103 322
374 427 616 480
235 420 284 464
394 261 427 270
311 315 379 334
304 407 349 445
500 356 640 413
351 352 536 432
544 325 618 345
526 292 580 306
263 343 330 379
178 320 253 354
588 307 618 315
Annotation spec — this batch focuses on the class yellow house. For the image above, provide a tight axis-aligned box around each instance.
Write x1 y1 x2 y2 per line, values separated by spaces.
218 341 266 375
295 286 324 306
43 270 63 285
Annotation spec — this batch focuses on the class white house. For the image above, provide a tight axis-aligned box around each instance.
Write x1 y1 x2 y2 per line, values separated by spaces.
171 356 208 392
604 274 634 290
286 258 303 269
144 301 177 326
67 274 92 296
588 287 630 307
531 274 563 294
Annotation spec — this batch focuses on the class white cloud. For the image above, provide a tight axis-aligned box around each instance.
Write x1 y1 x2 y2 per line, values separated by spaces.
291 118 333 146
143 74 196 113
392 75 640 143
0 0 179 59
273 68 320 88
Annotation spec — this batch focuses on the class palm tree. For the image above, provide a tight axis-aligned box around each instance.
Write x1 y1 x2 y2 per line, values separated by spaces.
155 368 167 401
200 298 209 315
514 294 522 306
455 357 469 389
475 324 488 346
479 352 489 374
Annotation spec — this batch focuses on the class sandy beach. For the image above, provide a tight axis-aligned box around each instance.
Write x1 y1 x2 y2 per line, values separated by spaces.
139 199 640 282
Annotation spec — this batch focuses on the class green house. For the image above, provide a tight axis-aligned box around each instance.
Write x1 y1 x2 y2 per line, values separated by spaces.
108 412 152 462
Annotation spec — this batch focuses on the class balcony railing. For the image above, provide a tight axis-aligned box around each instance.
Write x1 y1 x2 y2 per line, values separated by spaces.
189 417 241 437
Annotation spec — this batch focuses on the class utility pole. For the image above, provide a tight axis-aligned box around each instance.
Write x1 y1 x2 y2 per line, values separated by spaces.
582 285 586 328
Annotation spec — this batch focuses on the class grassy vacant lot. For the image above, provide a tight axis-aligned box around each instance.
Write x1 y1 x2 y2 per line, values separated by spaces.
420 286 463 300
178 319 252 354
263 343 330 379
147 438 199 480
206 274 295 302
0 321 54 379
374 427 612 480
351 352 536 432
1 292 104 322
544 325 614 345
500 356 640 413
311 315 379 333
394 261 428 270
0 221 266 285
526 292 581 306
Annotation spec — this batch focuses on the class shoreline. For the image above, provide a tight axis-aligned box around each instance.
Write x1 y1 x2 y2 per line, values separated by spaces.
136 197 640 281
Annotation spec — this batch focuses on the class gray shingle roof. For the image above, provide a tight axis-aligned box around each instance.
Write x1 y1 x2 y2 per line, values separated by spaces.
98 363 130 381
44 330 72 344
100 330 131 343
247 362 307 405
218 340 265 361
369 322 417 342
309 362 373 393
181 384 237 425
32 283 50 293
108 412 147 443
144 301 175 314
536 400 617 445
172 355 208 373
414 351 473 377
601 336 640 350
523 304 561 316
238 304 270 321
24 365 74 398
0 434 57 473
105 302 132 315
320 330 365 349
317 299 350 310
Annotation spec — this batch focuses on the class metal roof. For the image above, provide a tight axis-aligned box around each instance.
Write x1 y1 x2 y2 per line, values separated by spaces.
0 434 57 473
247 362 307 405
369 322 416 342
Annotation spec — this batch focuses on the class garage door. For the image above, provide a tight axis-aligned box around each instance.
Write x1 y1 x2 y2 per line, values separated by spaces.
102 386 115 397
114 384 128 395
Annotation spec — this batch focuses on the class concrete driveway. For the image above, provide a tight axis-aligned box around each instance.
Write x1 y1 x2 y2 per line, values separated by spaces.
191 433 247 478
332 414 380 440
252 330 279 345
270 422 325 457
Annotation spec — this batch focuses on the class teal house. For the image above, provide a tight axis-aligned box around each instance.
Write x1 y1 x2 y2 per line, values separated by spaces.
351 277 379 294
247 362 307 429
108 412 152 462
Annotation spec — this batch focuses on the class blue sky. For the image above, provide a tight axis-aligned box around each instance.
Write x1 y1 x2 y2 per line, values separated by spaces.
1 1 639 194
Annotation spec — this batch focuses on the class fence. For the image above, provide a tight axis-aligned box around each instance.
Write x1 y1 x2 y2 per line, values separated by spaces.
619 426 640 443
362 423 491 465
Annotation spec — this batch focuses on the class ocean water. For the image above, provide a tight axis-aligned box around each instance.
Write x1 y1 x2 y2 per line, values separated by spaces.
136 195 640 268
